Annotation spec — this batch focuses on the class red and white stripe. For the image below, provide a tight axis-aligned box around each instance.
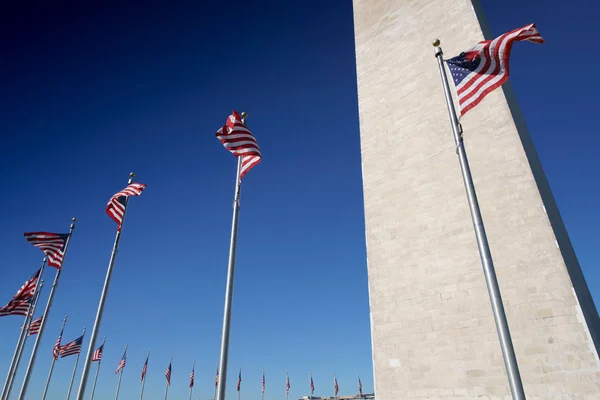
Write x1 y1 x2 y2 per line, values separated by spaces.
28 316 42 335
334 376 339 396
24 232 67 268
53 334 63 360
106 182 147 230
0 298 31 317
216 110 262 179
141 357 149 383
455 24 543 115
165 362 172 386
92 345 103 362
12 269 40 301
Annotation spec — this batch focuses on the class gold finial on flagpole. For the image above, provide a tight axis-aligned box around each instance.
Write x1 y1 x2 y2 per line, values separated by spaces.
432 39 441 47
241 112 247 119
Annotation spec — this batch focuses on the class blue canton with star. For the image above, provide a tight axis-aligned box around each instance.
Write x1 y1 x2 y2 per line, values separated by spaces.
446 53 481 86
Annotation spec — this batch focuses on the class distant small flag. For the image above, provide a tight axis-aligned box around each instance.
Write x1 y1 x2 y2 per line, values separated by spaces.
106 183 147 230
262 371 265 393
92 344 104 362
236 369 242 392
141 355 149 383
28 316 42 336
59 335 84 358
216 110 262 179
24 232 69 269
53 326 65 360
286 372 290 394
310 376 315 394
334 376 339 396
0 297 31 317
358 376 363 397
445 23 544 115
115 349 127 374
189 365 195 388
14 269 41 300
215 367 219 387
165 362 172 386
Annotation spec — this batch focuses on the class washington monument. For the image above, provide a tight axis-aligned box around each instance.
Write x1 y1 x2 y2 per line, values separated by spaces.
353 0 600 398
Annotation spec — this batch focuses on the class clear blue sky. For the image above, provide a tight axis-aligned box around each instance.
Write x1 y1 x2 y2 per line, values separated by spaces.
0 1 598 399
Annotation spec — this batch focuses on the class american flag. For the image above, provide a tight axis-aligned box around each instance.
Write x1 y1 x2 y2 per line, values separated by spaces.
334 376 339 396
358 376 363 396
310 376 315 394
24 232 69 269
165 362 172 386
189 365 195 388
92 344 104 362
216 110 262 179
286 372 290 394
115 349 127 373
140 355 149 383
215 367 219 388
236 369 242 392
261 371 265 393
59 335 84 358
28 316 42 336
14 268 41 301
53 325 65 360
446 23 544 116
0 297 31 317
106 182 147 230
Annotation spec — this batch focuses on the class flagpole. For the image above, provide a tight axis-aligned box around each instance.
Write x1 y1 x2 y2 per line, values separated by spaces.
114 344 127 400
17 218 76 400
433 40 525 400
140 350 149 400
1 259 46 400
76 173 136 400
41 315 68 400
66 327 86 400
1 278 44 400
261 369 264 400
285 371 289 400
216 112 247 400
89 337 105 400
189 360 195 400
309 372 312 400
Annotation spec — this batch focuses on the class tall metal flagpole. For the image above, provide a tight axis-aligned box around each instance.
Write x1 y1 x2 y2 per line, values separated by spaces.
1 277 44 400
115 344 127 400
216 112 247 400
140 350 149 400
285 371 289 400
261 369 264 400
17 218 77 400
309 372 312 400
76 173 136 400
1 258 47 400
41 315 68 400
433 40 525 400
66 327 86 400
89 337 105 400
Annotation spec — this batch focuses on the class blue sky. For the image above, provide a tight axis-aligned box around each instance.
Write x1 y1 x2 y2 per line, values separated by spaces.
0 0 598 399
